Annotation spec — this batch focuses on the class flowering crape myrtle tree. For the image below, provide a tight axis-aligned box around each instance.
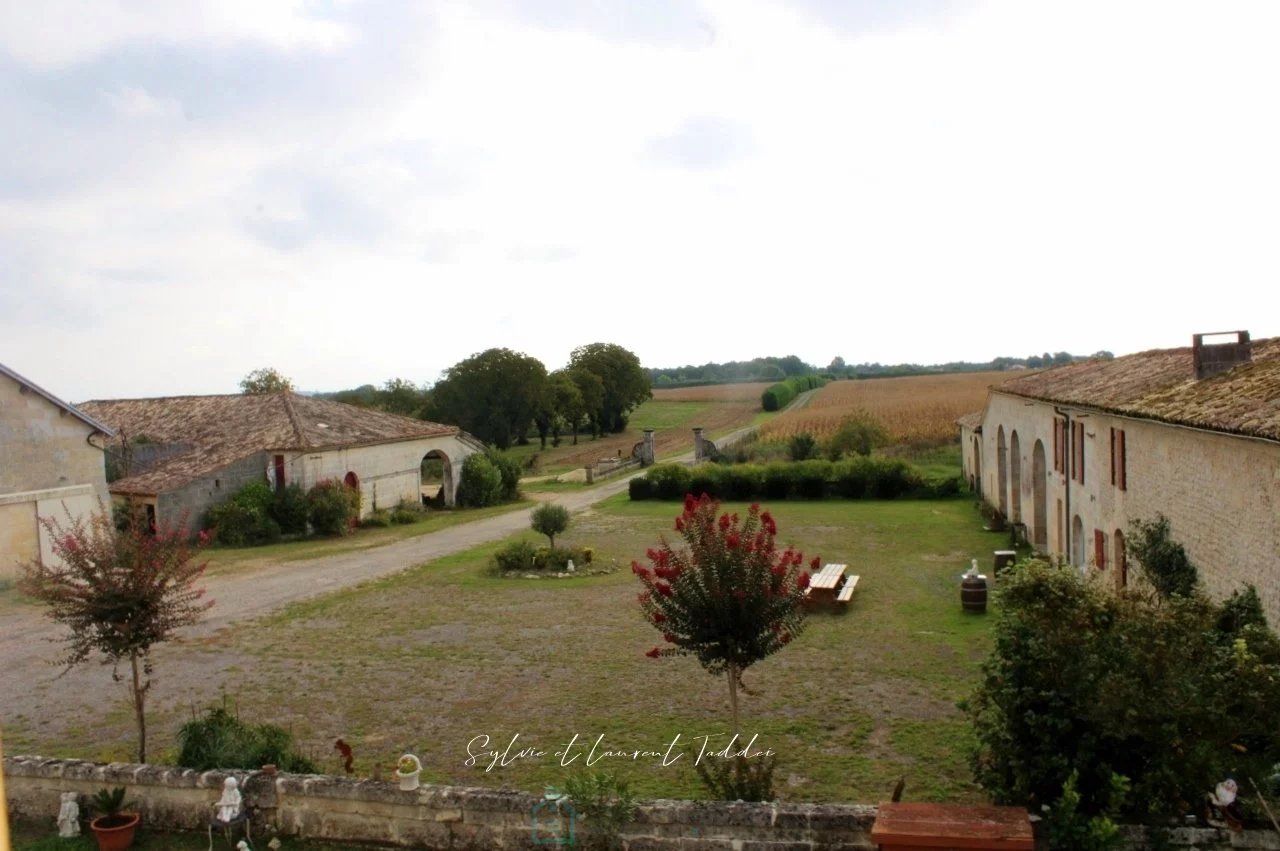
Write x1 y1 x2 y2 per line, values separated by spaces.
19 506 213 763
634 494 816 734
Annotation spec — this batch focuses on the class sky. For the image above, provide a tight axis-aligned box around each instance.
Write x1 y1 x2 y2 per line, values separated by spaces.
2 0 1278 401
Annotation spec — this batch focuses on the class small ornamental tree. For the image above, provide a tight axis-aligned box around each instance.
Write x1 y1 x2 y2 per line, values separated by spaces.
18 505 213 763
531 503 570 550
635 494 815 734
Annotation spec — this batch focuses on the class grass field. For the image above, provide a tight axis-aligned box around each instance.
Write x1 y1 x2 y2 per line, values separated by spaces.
760 372 1010 449
33 494 1004 806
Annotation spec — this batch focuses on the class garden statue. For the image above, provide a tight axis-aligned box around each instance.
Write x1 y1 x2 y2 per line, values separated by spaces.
215 777 243 823
236 842 251 851
57 791 80 837
1206 777 1244 831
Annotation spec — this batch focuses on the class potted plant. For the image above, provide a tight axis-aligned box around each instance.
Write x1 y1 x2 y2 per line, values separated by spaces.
89 787 140 851
395 753 423 791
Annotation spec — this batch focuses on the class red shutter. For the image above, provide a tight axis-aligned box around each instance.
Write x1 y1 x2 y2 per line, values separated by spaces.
1053 421 1061 472
1094 529 1106 569
1109 428 1116 485
1118 430 1126 491
1076 422 1085 484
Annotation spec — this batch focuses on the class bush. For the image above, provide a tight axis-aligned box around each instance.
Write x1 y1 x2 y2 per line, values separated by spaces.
722 465 763 500
1126 514 1199 599
788 433 818 461
390 504 422 525
457 453 503 507
966 560 1280 825
564 771 636 851
486 449 522 502
866 457 919 499
270 483 309 535
761 463 794 499
534 545 591 571
646 464 691 501
176 705 317 773
760 375 827 412
492 540 539 572
360 509 392 528
793 460 831 499
825 414 889 459
686 464 723 499
629 477 654 500
205 481 282 546
833 457 872 498
307 479 359 536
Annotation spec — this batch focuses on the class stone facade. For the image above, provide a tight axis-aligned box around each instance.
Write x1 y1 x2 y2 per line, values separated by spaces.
966 389 1280 623
0 366 110 578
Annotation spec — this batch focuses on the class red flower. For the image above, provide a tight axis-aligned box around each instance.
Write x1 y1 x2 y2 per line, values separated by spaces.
780 632 791 644
810 556 821 570
656 583 673 597
718 513 731 531
663 631 677 643
646 647 662 658
631 562 651 579
675 517 685 532
653 612 667 623
733 590 746 600
683 494 697 513
646 547 660 561
726 533 740 550
197 530 211 545
798 572 810 589
62 534 79 553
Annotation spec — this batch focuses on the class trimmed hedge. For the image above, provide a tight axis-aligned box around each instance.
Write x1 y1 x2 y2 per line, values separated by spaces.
761 374 828 412
630 458 961 501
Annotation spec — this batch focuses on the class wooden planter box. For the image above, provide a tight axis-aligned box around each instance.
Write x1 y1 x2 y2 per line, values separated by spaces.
871 802 1034 850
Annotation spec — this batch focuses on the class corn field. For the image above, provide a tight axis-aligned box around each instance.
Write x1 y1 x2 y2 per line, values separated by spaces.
759 371 1008 448
651 382 772 402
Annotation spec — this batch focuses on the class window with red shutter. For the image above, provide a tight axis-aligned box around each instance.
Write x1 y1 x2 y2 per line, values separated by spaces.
1094 529 1106 569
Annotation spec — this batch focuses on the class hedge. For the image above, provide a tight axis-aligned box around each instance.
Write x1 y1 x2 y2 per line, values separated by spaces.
760 374 828 411
629 458 963 501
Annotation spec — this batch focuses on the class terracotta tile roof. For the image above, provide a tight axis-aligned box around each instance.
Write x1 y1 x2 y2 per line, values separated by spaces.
994 337 1280 441
956 411 984 431
78 393 458 495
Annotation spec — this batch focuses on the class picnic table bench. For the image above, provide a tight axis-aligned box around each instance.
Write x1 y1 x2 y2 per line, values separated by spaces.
805 563 859 607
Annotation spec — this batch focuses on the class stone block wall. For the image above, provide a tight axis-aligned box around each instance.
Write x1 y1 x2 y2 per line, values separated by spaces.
8 757 1278 850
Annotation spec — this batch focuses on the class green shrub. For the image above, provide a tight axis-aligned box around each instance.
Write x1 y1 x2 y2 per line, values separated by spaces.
867 457 919 499
722 465 763 500
176 705 318 773
1126 514 1199 599
564 771 636 851
307 479 359 536
629 477 654 500
531 503 570 549
761 383 794 412
390 504 422 525
914 474 965 499
825 414 889 459
833 457 872 498
534 545 591 571
762 463 793 499
696 754 778 802
793 460 831 498
492 540 538 572
486 449 522 502
687 463 723 499
205 481 283 546
457 453 503 507
646 464 691 501
787 433 818 461
270 483 309 535
360 509 392 528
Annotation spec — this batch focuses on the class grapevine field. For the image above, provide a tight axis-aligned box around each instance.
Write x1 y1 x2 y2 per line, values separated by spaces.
759 370 1011 449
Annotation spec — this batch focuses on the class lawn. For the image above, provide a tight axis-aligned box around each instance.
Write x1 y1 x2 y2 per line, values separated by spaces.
41 494 1004 806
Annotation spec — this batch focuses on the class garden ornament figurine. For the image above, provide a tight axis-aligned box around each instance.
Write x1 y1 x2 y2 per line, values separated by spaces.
57 791 80 837
1207 777 1244 831
216 777 243 822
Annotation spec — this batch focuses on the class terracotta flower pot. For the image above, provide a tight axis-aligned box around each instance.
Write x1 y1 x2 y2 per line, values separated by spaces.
90 812 140 851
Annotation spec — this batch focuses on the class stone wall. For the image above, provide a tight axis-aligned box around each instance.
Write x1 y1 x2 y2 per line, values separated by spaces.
8 757 1279 850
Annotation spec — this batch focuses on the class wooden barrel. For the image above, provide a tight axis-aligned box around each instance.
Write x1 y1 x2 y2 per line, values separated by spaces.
961 574 988 614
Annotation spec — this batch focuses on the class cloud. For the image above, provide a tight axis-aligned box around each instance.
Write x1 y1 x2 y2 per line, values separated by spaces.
648 116 752 169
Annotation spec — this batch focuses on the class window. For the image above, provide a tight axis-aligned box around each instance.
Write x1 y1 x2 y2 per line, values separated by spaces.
1071 421 1086 483
1094 529 1106 570
1110 428 1127 490
1053 419 1065 473
274 455 286 491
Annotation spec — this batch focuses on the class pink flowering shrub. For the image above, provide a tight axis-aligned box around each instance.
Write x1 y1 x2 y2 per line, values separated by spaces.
634 493 815 733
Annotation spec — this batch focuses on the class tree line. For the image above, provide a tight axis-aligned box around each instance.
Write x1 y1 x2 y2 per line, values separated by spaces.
245 343 651 451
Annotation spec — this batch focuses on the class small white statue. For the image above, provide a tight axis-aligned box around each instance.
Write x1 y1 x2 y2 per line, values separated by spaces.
1207 777 1244 831
215 777 242 823
57 791 80 837
566 559 575 573
236 841 251 851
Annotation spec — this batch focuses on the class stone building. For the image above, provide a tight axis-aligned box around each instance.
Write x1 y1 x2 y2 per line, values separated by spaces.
0 362 113 578
78 393 483 536
960 332 1280 623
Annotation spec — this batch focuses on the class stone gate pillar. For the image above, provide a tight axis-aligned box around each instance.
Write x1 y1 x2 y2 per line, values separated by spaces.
693 428 705 463
642 429 656 466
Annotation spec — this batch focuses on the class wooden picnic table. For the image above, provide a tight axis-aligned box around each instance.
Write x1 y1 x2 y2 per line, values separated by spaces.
805 563 859 606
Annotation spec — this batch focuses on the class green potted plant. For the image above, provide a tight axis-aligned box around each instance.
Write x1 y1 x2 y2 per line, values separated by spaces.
89 787 140 851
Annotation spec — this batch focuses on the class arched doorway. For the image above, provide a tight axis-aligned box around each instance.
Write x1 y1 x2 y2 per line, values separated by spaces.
996 426 1008 518
1009 431 1022 524
1032 440 1047 549
1071 515 1085 570
343 471 359 489
421 449 454 507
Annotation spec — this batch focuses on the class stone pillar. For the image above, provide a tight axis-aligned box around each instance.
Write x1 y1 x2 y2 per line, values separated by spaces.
641 429 656 466
692 428 705 463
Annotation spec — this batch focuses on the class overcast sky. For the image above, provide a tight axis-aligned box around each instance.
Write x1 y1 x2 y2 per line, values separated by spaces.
3 1 1277 400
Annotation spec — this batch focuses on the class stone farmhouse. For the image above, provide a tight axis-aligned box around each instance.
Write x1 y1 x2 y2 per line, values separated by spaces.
960 331 1280 623
78 393 484 536
0 362 113 579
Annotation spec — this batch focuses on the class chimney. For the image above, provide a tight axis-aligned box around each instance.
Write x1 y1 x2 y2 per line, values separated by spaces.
1192 330 1251 379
